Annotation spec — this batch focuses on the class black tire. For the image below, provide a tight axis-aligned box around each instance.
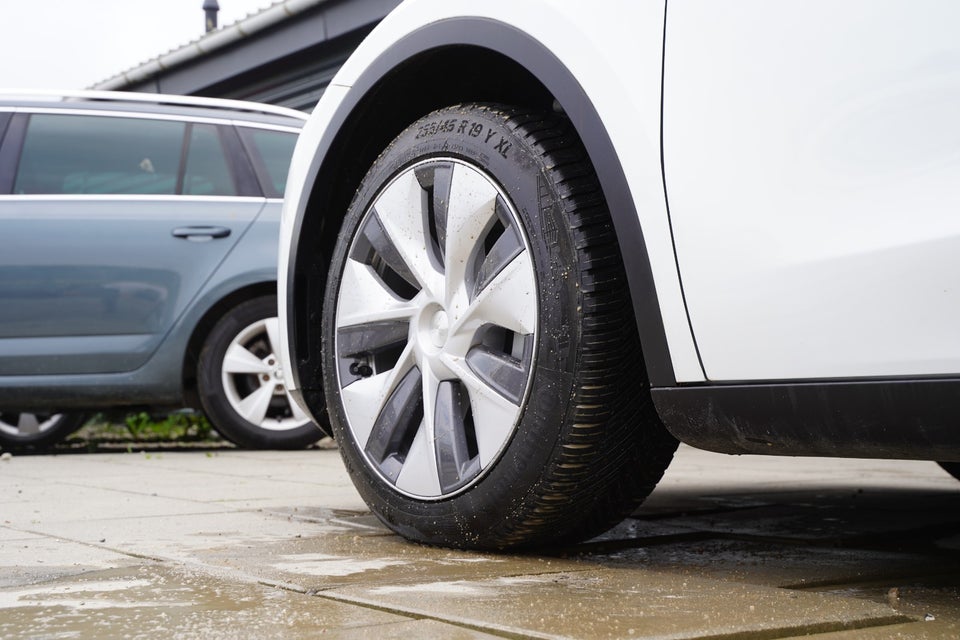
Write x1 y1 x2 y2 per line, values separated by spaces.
938 462 960 481
0 412 87 450
322 103 678 550
198 295 324 449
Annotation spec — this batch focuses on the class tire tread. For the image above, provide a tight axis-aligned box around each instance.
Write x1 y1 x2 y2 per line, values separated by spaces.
487 105 678 548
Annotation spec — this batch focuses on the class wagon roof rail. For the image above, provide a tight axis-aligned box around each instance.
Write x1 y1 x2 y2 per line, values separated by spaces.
0 89 308 121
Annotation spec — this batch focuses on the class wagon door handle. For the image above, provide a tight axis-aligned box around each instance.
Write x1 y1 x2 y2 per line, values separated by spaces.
171 225 232 241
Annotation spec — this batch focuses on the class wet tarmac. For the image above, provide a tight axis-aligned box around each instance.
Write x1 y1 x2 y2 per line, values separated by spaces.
1 444 958 638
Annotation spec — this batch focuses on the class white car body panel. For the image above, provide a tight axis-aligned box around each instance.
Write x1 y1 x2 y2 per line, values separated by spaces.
664 0 960 380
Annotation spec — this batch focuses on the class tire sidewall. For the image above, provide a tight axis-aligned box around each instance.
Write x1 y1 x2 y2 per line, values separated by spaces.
324 106 583 545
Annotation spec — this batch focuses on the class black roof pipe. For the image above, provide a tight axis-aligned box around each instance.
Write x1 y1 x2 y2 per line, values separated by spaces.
203 0 220 33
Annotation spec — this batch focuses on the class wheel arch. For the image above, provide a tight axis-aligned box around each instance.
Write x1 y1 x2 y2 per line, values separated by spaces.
287 18 676 420
180 281 277 411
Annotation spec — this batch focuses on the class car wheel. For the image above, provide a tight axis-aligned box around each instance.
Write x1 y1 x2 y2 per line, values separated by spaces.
198 295 323 449
322 103 678 549
0 412 87 450
938 461 960 480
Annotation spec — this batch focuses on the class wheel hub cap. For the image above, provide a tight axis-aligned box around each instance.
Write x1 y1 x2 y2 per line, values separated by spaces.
335 159 538 499
428 309 449 347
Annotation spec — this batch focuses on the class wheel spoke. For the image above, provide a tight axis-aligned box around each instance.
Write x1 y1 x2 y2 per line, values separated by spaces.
364 367 424 483
375 170 443 297
443 355 521 467
454 250 537 337
337 322 410 359
18 413 41 435
395 421 443 496
465 344 529 405
338 259 421 328
351 209 420 296
443 164 500 312
414 163 453 266
341 344 415 447
433 380 481 492
395 364 443 496
337 319 411 386
264 317 282 358
223 342 271 375
473 207 523 300
235 381 275 426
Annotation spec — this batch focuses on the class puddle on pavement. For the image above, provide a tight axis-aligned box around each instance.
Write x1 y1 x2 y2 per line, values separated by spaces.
571 535 960 590
630 486 960 546
194 528 534 593
272 553 410 577
0 563 406 639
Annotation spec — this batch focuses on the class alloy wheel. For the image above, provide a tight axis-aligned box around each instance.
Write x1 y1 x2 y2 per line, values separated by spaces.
220 317 312 431
0 412 66 438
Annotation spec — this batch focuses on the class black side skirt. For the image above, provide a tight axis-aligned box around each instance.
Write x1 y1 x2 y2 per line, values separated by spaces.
651 379 960 462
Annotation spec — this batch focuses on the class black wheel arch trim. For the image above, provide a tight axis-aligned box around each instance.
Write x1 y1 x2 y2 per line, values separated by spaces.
286 16 677 398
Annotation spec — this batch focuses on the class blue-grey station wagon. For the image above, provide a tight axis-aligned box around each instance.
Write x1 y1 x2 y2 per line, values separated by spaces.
0 91 323 450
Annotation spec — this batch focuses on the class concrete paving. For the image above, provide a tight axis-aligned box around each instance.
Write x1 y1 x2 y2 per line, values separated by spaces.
1 443 958 639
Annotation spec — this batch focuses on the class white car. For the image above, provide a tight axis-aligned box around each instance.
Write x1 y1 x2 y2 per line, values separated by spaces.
279 0 960 549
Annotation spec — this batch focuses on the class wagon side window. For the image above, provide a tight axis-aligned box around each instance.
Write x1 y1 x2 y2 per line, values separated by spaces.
14 114 183 195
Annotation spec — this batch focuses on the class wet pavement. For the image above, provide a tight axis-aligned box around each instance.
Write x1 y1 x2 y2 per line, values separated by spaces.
1 444 959 639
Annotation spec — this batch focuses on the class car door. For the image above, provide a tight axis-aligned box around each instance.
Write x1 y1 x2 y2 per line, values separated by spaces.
663 0 960 381
0 110 265 376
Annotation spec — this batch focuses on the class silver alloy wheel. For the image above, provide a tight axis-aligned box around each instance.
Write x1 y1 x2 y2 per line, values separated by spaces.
0 413 65 438
220 316 312 431
335 159 538 499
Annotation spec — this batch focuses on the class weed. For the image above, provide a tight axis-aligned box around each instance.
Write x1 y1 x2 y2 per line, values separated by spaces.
124 411 214 441
63 411 225 451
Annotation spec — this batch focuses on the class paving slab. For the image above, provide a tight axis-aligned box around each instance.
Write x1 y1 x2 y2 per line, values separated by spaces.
790 579 960 639
2 449 362 510
0 534 140 589
0 563 409 640
0 445 958 639
325 568 907 640
3 482 226 527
